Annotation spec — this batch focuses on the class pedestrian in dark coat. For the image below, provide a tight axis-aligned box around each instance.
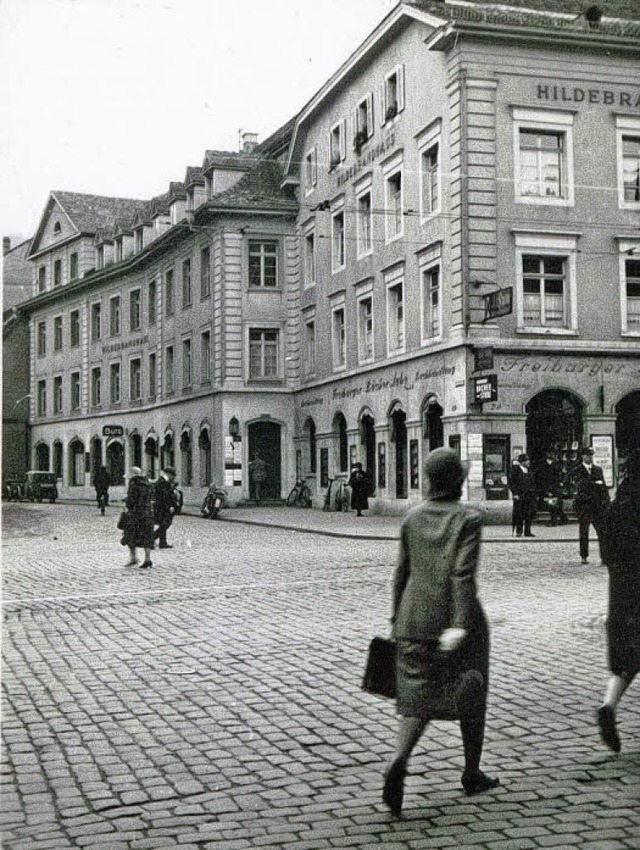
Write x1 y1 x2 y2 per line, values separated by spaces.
572 446 610 564
382 448 498 818
121 467 154 569
249 454 267 505
537 452 567 526
596 450 640 753
154 467 177 548
348 462 372 517
94 465 110 515
508 454 536 537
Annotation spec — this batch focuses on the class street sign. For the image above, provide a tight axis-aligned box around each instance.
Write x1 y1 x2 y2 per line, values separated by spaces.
102 425 124 437
473 374 498 403
483 287 513 321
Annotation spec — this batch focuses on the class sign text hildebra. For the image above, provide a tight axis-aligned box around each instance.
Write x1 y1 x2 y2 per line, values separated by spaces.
536 84 640 107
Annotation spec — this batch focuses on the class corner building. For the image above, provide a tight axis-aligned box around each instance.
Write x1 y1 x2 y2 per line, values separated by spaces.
284 0 640 507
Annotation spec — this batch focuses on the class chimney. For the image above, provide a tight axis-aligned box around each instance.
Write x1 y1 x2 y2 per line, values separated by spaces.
240 131 259 153
3 236 11 255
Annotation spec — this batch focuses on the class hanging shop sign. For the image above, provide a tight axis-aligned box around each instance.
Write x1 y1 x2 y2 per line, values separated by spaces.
473 374 498 403
102 425 124 437
483 288 512 321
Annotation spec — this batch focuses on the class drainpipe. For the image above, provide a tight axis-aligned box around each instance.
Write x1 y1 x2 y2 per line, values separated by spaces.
460 67 470 336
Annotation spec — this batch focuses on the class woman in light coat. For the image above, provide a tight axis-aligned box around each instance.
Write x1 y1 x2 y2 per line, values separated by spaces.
383 448 499 817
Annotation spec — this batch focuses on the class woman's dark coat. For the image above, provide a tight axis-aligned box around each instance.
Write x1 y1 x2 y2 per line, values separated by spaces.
392 500 489 719
348 469 372 511
600 477 640 676
121 475 155 549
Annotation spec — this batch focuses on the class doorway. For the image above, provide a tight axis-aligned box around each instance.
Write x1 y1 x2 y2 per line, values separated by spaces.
526 389 583 479
360 413 376 483
391 407 408 499
248 420 281 502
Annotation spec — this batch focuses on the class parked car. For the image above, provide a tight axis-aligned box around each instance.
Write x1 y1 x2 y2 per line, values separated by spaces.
24 471 58 503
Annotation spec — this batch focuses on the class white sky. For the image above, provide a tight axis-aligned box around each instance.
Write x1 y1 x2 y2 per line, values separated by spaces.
0 0 395 242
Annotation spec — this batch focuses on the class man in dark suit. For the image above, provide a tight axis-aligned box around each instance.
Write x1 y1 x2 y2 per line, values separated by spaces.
572 447 610 564
537 451 567 527
154 467 177 549
508 453 537 537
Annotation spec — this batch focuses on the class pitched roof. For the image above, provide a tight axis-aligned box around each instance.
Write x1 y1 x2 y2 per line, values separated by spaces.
53 191 148 234
183 166 205 188
205 157 296 212
202 149 258 171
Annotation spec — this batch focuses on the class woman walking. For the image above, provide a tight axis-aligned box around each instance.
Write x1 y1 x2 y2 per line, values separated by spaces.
597 450 640 752
383 448 498 817
120 467 155 569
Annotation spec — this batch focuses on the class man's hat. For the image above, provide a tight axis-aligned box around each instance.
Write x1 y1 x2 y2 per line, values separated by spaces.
164 467 176 476
581 447 594 457
517 453 529 463
424 448 467 499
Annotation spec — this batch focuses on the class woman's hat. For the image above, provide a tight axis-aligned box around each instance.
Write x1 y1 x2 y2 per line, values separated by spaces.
129 466 142 476
424 448 467 499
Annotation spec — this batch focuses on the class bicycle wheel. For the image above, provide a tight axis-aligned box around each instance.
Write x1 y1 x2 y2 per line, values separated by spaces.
286 486 300 507
299 485 312 508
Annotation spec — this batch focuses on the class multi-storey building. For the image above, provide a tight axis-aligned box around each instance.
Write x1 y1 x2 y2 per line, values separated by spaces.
284 0 640 504
17 0 640 510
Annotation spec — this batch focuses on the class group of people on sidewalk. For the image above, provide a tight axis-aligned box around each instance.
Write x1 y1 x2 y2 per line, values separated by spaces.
382 446 639 819
508 446 610 564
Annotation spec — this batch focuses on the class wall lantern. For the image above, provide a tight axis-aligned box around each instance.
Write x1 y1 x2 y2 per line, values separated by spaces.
229 416 240 441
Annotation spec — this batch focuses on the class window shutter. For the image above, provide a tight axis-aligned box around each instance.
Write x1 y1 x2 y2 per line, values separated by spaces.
351 107 358 142
380 81 386 126
312 148 317 185
367 92 374 137
340 119 347 161
397 64 405 112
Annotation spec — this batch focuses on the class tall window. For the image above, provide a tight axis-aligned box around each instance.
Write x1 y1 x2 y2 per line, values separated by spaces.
69 252 79 281
165 269 174 316
129 289 141 331
148 281 157 324
165 345 174 394
332 307 346 370
37 321 46 357
54 316 63 351
305 148 317 191
53 376 62 413
115 239 123 262
357 191 372 257
422 265 441 340
148 353 157 398
354 93 373 145
182 338 192 388
53 259 62 287
304 232 315 286
70 371 81 411
358 296 374 363
332 210 345 271
37 380 46 416
70 310 80 347
130 358 142 401
622 135 640 203
383 65 404 121
110 296 121 336
91 367 101 407
200 331 211 383
110 363 121 404
96 246 105 269
135 228 144 252
38 266 46 293
91 303 101 342
182 259 192 307
522 255 566 327
421 142 440 217
519 131 564 198
329 120 346 169
200 247 211 298
386 170 403 241
304 318 316 377
387 282 405 354
248 241 278 287
625 259 640 330
249 329 279 379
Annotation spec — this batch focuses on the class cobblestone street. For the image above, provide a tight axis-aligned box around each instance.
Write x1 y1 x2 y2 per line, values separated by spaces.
2 502 639 850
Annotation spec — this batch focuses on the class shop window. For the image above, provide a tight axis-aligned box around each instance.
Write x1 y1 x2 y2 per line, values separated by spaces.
333 412 348 473
54 316 63 351
180 432 193 486
512 108 574 206
248 240 278 288
249 328 279 380
199 428 212 486
53 441 63 478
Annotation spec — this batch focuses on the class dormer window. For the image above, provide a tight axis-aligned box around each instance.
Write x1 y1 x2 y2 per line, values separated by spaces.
135 229 144 252
96 246 105 269
115 238 123 262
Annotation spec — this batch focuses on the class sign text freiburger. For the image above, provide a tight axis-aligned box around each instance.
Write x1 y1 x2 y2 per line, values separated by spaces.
536 84 640 108
337 132 396 187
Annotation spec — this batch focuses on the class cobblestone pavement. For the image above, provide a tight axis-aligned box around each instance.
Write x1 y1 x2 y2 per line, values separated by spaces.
2 502 638 850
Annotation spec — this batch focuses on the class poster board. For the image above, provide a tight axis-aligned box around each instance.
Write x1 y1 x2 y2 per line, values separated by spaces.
590 435 614 487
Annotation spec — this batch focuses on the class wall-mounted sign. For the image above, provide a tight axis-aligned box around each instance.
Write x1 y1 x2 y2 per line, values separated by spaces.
473 347 494 372
102 425 124 437
483 288 512 321
473 375 498 403
591 435 614 487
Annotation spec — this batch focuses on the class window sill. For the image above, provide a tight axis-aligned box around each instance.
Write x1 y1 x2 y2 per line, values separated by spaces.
385 232 404 245
247 378 283 386
621 329 640 337
516 326 578 336
420 335 443 347
420 209 441 225
248 285 281 292
515 196 573 207
332 265 346 275
357 249 374 261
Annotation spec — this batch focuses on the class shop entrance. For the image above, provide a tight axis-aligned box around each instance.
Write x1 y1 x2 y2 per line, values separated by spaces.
360 413 376 483
526 389 584 474
248 420 281 502
616 390 640 463
391 407 408 499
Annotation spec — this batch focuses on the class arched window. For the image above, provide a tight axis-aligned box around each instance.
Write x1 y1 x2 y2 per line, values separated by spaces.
199 427 212 486
180 431 192 486
303 418 317 474
68 439 85 486
144 436 158 479
162 433 175 470
106 441 125 485
53 441 63 479
36 442 50 471
333 412 348 473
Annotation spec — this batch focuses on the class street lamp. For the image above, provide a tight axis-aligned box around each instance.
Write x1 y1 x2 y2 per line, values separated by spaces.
229 416 240 441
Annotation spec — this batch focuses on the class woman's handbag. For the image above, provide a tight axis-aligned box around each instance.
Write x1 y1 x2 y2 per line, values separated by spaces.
362 636 396 699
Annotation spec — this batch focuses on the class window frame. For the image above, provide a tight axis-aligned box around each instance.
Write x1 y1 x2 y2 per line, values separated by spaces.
200 247 211 299
330 300 346 372
69 252 79 281
129 288 142 332
37 266 46 293
616 116 640 210
53 315 63 351
303 313 316 378
248 239 279 289
148 280 157 325
148 352 157 399
382 64 405 124
329 119 347 170
513 231 579 335
331 204 346 273
164 268 174 316
109 362 121 405
304 229 316 288
165 344 175 395
37 321 46 357
356 289 374 365
182 258 192 308
129 357 142 402
53 259 62 288
384 163 404 243
109 296 121 337
305 147 318 194
200 330 211 384
90 302 101 343
69 309 81 348
386 275 406 356
182 336 192 389
418 121 442 222
356 185 373 258
70 371 81 411
618 239 640 335
247 326 281 382
37 379 46 417
53 375 63 414
512 107 575 207
91 367 101 407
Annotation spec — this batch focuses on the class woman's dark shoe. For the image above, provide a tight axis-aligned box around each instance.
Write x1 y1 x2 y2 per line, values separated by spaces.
382 760 406 817
597 705 621 753
461 771 500 796
139 561 153 569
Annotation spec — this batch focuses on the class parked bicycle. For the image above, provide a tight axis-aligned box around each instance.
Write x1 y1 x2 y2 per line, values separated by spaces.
286 478 312 508
322 478 350 512
200 484 227 519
